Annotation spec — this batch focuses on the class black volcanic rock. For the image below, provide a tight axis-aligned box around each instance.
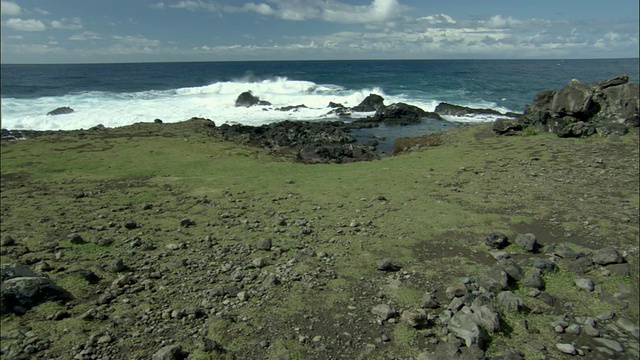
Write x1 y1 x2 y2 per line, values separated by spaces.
47 107 74 116
435 103 502 116
235 91 271 107
352 94 385 112
517 75 639 137
372 103 441 125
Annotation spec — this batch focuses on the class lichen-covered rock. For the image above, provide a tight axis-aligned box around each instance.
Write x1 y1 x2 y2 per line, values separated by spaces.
1 276 72 315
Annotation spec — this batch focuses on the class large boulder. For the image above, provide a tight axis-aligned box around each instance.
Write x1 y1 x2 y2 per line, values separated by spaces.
524 89 557 124
235 91 271 107
372 103 441 125
352 94 385 112
593 82 639 124
492 118 523 135
1 276 72 315
517 75 639 137
551 79 595 119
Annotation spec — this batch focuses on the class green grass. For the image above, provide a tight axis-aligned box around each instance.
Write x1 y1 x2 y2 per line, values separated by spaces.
1 121 637 359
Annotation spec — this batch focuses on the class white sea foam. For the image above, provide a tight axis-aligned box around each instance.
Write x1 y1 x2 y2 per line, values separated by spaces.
0 77 506 131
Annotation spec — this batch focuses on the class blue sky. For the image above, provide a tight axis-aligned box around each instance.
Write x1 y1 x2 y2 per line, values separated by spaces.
1 0 638 63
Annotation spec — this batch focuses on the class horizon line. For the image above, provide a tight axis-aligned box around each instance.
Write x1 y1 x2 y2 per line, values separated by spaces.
1 57 639 66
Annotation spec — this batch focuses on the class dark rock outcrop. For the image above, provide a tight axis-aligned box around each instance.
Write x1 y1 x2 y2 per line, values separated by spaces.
47 106 74 116
435 103 503 117
492 118 523 135
352 94 385 112
371 103 442 126
275 104 307 111
217 120 377 164
516 75 639 137
1 274 72 315
235 91 271 107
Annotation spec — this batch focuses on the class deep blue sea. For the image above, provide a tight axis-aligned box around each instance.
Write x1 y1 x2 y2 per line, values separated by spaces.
1 59 638 131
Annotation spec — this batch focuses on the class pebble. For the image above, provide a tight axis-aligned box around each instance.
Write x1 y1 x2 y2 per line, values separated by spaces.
575 278 594 291
593 338 624 352
556 343 576 355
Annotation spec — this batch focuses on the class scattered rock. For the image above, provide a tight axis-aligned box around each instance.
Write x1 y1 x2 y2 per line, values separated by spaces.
484 233 509 249
401 308 427 328
1 235 16 246
592 247 624 265
448 307 489 348
1 276 72 315
256 238 272 251
180 218 195 227
152 344 189 360
514 233 538 252
375 259 401 272
371 304 397 321
497 291 524 312
556 343 576 355
575 278 594 291
521 268 545 290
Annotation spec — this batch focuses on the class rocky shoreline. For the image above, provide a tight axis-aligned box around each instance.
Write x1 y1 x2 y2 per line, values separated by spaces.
1 75 638 359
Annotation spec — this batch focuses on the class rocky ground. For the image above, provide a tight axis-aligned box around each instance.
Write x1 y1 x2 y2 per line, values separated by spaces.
1 120 638 360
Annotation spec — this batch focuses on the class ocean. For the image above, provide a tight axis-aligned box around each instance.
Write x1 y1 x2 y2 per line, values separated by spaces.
1 59 638 131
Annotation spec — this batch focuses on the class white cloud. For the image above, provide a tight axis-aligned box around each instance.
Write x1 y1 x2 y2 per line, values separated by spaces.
0 1 21 16
170 0 218 12
34 7 51 15
69 31 102 41
5 18 46 31
51 18 83 30
228 0 408 24
150 2 166 9
242 3 275 16
417 14 456 25
112 35 162 47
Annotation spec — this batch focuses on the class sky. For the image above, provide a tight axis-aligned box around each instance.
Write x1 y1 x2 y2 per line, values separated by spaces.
1 0 638 64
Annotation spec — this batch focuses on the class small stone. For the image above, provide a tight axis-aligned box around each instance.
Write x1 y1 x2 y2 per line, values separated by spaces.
565 324 581 335
497 291 524 312
68 233 87 244
401 309 427 328
593 338 624 352
124 220 138 230
445 283 468 299
180 218 195 227
489 250 510 260
575 278 594 291
521 268 544 289
556 343 576 355
1 235 15 246
252 258 266 268
615 318 639 338
371 304 397 321
256 238 272 251
422 292 439 309
237 291 249 301
584 323 600 337
592 247 623 265
515 233 538 252
108 258 127 273
606 263 631 277
152 344 188 360
485 232 508 249
595 310 615 320
376 259 401 272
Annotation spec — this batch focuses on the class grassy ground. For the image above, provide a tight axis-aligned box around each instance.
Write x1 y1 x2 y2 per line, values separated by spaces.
1 120 638 359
